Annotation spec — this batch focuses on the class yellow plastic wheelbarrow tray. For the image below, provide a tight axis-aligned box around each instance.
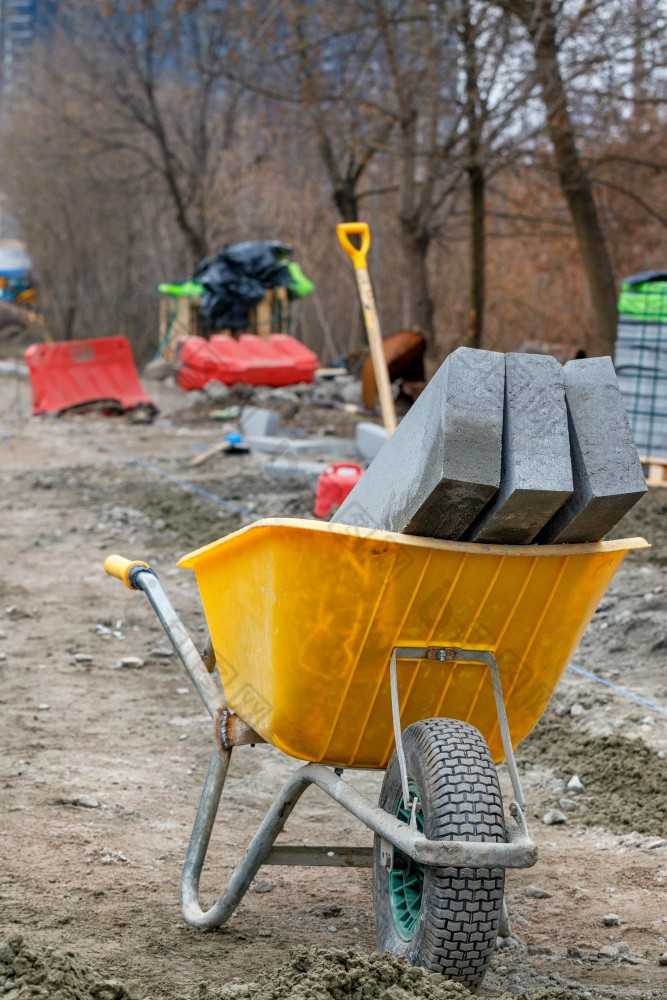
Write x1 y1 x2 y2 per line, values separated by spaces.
179 519 647 768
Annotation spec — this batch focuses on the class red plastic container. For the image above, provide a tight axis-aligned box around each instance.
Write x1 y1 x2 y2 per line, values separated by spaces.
177 334 319 390
314 463 364 519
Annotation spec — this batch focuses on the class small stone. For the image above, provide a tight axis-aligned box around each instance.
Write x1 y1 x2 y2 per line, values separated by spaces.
496 936 519 950
179 734 189 741
567 775 585 794
327 925 337 933
176 688 188 695
559 798 580 813
616 941 631 955
0 630 6 639
646 838 667 850
524 885 552 899
74 653 93 663
603 913 621 926
115 656 144 669
659 952 667 966
599 945 618 959
570 702 585 717
312 904 341 918
543 809 567 826
567 945 584 959
203 380 230 402
37 704 49 711
0 653 6 661
251 878 273 894
151 647 174 659
72 795 101 809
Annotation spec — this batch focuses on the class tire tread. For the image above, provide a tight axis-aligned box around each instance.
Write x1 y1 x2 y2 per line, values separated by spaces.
373 718 505 990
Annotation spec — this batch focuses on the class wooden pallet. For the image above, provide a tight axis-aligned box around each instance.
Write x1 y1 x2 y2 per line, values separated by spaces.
640 455 667 488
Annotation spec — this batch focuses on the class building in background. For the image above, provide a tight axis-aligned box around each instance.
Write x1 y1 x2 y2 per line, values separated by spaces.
0 0 56 90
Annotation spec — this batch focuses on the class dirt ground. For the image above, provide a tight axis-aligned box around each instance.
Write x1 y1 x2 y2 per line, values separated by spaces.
0 370 665 1000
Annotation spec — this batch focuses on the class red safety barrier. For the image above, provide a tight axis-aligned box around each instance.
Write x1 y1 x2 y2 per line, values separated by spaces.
25 336 156 416
176 334 319 390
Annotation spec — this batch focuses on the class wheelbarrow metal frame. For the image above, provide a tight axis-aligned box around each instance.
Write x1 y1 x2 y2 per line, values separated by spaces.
125 564 537 931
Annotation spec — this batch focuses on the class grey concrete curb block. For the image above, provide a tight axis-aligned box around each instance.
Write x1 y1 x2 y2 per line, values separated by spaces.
467 353 573 544
264 458 329 487
537 356 648 543
245 435 359 459
356 421 388 462
240 407 280 438
332 347 505 538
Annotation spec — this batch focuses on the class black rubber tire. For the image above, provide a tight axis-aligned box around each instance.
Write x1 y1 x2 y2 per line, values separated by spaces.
373 718 505 992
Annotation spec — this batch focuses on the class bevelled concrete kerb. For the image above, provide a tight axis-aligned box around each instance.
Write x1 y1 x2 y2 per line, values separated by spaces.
538 356 647 543
466 353 573 544
333 347 505 538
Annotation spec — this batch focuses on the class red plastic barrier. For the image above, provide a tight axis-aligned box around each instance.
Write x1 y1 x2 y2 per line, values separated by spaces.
176 334 319 390
25 336 156 416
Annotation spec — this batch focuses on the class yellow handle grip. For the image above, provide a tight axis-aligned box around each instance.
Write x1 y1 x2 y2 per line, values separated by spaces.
336 222 371 270
104 555 150 590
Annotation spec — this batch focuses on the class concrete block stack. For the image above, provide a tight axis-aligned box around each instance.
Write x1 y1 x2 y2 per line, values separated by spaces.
333 348 646 544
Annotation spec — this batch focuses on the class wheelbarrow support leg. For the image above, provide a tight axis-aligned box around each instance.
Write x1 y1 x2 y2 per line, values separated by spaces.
180 746 232 926
180 750 314 928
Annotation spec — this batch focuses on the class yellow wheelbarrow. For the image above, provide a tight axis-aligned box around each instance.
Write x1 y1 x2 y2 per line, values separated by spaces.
105 519 647 991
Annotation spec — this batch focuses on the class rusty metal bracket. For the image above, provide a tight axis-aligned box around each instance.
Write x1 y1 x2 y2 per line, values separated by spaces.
216 708 266 751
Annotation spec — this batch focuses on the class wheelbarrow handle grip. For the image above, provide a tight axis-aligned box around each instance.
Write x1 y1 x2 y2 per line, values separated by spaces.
104 554 151 590
336 222 370 270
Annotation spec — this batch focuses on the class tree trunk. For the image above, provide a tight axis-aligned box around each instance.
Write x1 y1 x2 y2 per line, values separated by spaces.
461 0 485 350
520 2 618 355
467 162 485 349
333 181 359 223
400 221 434 341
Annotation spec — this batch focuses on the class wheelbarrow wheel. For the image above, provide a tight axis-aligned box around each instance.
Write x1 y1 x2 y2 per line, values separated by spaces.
373 718 505 990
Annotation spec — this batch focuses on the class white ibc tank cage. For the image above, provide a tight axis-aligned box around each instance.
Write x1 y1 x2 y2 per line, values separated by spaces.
615 272 667 460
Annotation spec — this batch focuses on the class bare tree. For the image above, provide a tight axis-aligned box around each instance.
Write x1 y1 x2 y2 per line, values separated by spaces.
282 3 395 223
32 0 258 266
492 0 633 354
367 0 467 342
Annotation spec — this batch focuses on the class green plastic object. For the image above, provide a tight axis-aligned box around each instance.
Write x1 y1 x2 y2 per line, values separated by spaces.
286 261 315 299
389 784 424 941
618 280 667 321
158 280 204 297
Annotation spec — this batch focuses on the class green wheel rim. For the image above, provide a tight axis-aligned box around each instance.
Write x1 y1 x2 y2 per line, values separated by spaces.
389 783 424 941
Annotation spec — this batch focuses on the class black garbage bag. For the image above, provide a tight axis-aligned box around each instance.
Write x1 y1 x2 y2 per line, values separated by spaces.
195 240 292 331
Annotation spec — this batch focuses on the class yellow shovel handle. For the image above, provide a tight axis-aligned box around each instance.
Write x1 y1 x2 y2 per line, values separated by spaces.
336 223 371 271
104 554 151 590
